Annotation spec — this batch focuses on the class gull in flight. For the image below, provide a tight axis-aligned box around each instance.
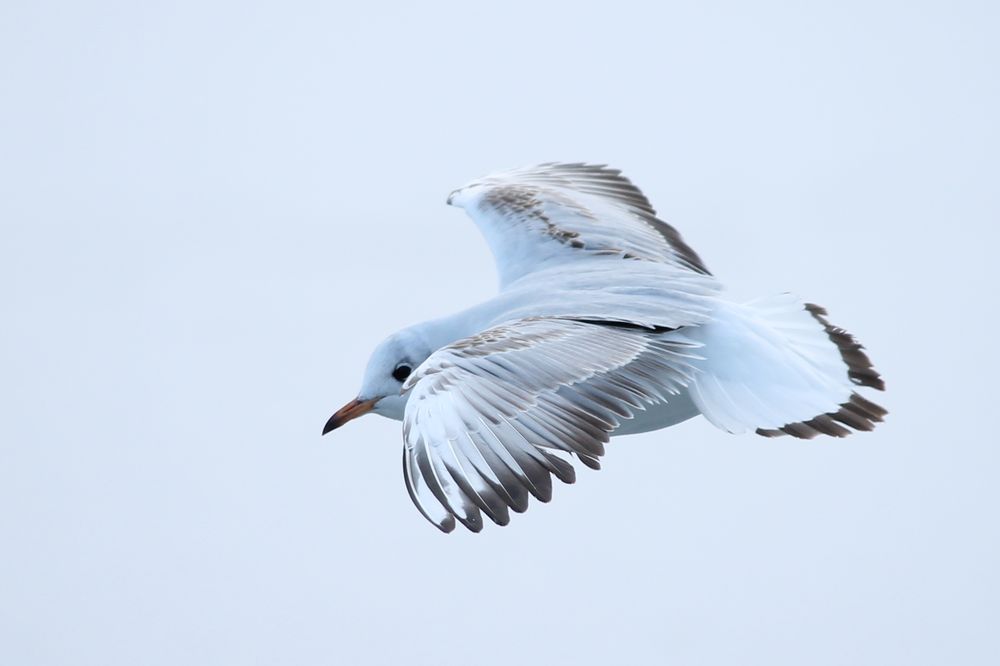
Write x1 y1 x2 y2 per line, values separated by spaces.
323 163 886 532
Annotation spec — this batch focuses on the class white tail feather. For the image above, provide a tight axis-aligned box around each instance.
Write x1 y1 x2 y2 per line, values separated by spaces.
686 294 885 438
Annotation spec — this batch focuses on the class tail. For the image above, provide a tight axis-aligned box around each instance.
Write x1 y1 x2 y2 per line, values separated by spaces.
685 294 886 439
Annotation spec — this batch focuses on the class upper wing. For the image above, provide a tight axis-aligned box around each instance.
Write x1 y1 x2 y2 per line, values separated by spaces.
399 317 702 533
447 162 711 289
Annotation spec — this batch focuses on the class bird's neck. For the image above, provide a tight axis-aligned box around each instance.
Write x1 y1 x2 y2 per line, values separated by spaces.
415 299 511 353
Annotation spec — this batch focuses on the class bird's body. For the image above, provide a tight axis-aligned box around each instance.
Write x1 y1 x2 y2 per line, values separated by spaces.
325 163 886 532
377 262 710 432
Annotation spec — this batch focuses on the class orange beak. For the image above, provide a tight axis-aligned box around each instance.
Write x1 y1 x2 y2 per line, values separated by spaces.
322 397 377 435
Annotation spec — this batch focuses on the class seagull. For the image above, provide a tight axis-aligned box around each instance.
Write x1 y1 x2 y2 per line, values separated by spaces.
323 163 886 533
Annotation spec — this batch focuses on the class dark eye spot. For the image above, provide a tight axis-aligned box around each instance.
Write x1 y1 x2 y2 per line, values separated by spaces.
392 364 412 382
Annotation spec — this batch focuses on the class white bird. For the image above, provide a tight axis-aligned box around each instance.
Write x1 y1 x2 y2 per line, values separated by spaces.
323 163 886 533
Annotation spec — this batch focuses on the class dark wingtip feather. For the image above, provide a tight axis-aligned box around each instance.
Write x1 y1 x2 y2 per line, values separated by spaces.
804 303 886 391
756 393 888 440
576 452 602 470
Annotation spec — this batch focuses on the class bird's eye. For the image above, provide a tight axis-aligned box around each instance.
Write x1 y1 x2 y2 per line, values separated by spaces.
392 364 412 382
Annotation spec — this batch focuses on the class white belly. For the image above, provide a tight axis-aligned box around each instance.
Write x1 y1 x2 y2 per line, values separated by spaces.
612 389 701 436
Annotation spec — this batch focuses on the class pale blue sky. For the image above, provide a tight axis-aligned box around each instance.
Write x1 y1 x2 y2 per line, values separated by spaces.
1 1 997 664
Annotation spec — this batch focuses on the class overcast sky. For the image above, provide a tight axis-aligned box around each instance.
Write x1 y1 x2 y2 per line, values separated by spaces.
1 1 998 664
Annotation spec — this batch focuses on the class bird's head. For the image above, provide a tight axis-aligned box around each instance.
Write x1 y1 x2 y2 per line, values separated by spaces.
322 326 435 434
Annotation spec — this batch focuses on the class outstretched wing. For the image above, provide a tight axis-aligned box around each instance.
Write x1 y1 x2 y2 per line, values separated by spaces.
447 162 710 288
399 317 702 533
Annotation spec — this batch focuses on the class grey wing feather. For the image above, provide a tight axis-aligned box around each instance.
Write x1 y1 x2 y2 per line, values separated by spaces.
400 317 702 532
448 162 711 288
498 162 709 273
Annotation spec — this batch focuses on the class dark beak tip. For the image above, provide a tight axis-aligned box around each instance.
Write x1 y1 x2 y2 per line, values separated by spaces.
321 416 340 436
322 397 375 436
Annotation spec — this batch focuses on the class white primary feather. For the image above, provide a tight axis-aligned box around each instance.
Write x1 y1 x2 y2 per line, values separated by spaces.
400 318 703 532
447 162 711 288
